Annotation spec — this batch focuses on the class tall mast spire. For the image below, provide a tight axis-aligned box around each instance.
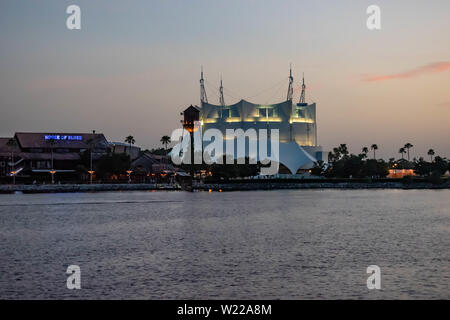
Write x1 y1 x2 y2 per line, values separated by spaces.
219 75 225 107
287 64 294 101
200 66 208 105
299 73 306 104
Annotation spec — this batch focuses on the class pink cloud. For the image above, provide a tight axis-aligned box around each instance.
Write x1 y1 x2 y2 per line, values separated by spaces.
436 101 450 108
363 61 450 82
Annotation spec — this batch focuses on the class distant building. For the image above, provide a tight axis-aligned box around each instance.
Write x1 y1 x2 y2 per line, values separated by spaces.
0 138 20 177
0 132 109 179
191 67 327 174
131 151 186 183
109 141 141 160
131 151 168 173
387 169 416 179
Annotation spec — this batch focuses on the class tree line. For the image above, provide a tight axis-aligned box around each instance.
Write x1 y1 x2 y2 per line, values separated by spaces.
310 143 449 180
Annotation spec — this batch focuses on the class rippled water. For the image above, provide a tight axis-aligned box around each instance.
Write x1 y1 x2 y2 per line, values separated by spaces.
0 189 448 299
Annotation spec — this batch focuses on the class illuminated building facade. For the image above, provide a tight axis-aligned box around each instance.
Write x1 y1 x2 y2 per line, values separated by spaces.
197 68 327 174
201 99 317 146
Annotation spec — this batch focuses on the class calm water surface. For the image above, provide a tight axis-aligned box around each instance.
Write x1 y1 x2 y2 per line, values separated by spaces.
0 189 448 299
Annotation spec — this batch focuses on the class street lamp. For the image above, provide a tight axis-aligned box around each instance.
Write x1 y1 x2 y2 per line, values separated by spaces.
49 170 56 184
88 170 95 184
126 170 133 183
10 170 16 185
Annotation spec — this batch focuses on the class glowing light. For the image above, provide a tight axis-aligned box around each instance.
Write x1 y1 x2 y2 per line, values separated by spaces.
257 117 282 122
45 135 82 141
225 117 242 123
290 118 314 123
387 169 416 179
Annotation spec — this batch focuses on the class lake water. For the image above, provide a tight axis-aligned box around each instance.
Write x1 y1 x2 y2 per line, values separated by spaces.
0 189 448 299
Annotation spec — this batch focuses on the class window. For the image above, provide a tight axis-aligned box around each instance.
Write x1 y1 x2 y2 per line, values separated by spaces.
222 108 231 118
222 107 238 118
230 108 239 118
36 161 50 169
258 107 275 118
296 108 305 118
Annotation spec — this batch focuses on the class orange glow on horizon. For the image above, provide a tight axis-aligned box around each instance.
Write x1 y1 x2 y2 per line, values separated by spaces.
363 61 450 82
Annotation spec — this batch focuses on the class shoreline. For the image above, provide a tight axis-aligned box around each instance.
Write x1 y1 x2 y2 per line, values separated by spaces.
194 181 450 191
0 181 449 194
0 183 179 194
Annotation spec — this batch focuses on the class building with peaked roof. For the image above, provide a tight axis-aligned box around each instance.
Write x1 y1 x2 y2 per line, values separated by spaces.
0 137 21 177
193 67 327 174
0 132 110 179
109 141 141 160
131 151 168 173
131 151 187 183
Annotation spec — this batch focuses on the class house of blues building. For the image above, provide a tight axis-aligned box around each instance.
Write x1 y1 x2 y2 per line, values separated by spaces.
0 132 110 181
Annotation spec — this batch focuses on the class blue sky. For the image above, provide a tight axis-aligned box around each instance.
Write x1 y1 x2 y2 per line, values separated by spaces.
0 0 449 158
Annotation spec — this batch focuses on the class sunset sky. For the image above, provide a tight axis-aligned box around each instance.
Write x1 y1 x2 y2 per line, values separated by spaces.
0 0 449 159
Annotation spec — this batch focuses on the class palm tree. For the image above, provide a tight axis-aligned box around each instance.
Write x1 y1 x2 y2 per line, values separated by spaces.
124 135 135 157
160 135 171 152
338 144 349 158
370 144 378 159
7 138 18 184
404 143 413 161
398 147 406 160
427 149 435 162
360 147 368 159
